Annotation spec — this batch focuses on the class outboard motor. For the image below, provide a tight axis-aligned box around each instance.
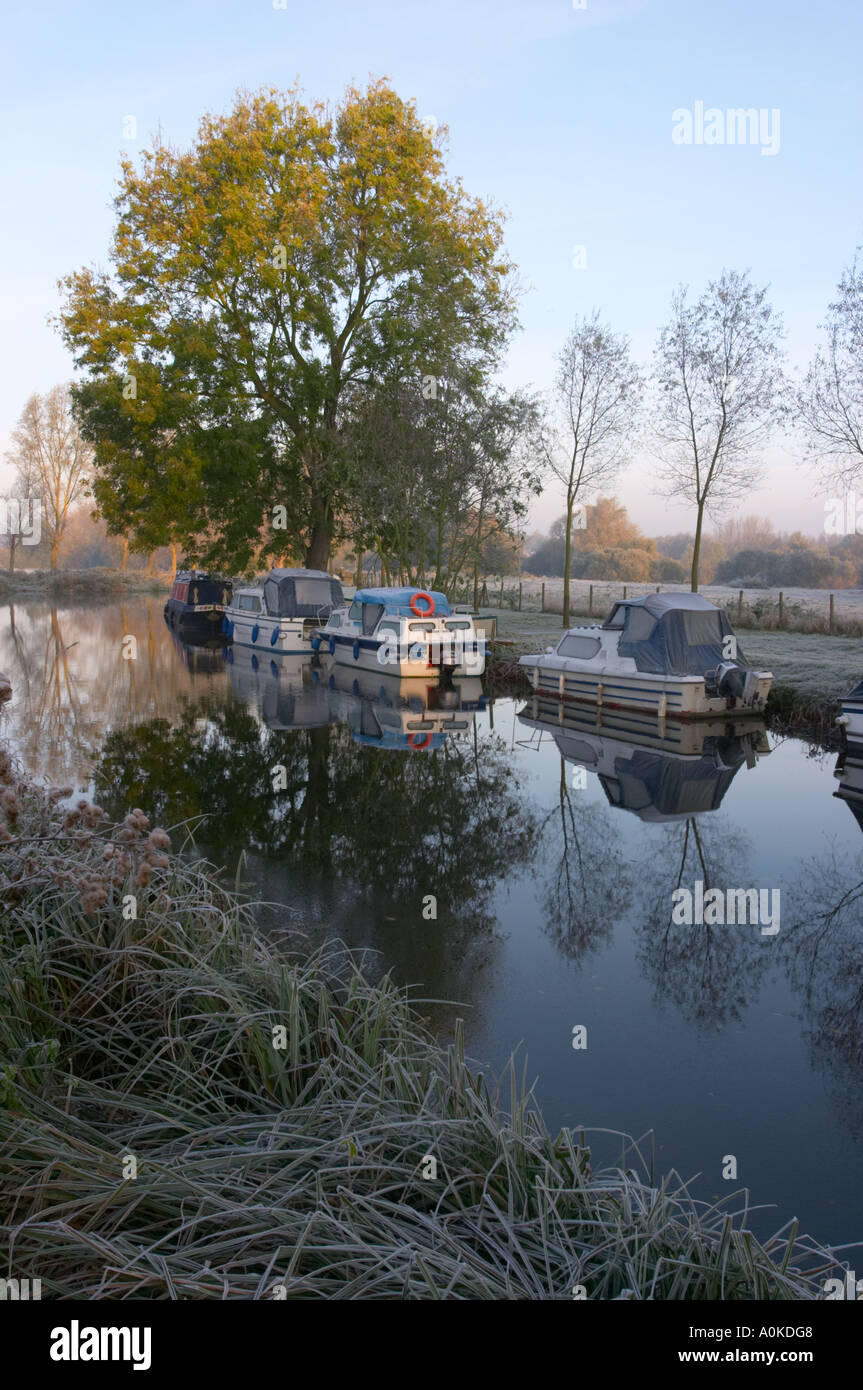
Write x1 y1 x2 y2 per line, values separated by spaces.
713 661 760 707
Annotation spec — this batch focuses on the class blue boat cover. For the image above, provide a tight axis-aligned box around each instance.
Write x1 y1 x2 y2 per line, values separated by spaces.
607 593 746 676
353 587 453 617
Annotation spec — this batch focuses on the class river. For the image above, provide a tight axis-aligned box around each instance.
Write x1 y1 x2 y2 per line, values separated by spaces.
2 595 862 1251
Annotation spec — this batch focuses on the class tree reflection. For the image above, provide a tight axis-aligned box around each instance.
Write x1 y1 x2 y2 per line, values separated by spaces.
632 815 774 1030
780 844 863 1134
95 697 538 956
537 756 630 961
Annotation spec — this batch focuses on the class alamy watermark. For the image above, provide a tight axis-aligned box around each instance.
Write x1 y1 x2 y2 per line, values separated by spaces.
671 881 780 936
0 496 42 546
824 494 863 536
672 101 780 157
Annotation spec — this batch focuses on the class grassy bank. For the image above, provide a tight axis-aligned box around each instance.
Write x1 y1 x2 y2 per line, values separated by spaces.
0 729 842 1299
0 567 172 600
484 608 860 737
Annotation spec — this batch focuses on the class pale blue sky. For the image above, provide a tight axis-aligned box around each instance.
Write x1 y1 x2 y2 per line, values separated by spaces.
2 0 861 535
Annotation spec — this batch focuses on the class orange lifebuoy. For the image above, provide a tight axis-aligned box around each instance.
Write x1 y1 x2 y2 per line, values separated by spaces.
407 731 433 750
410 590 435 618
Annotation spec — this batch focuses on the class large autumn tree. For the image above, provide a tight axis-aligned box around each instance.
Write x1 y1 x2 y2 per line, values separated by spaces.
58 82 517 570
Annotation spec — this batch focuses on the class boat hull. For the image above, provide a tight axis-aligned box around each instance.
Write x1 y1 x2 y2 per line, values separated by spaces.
315 629 485 679
521 659 772 719
224 611 317 654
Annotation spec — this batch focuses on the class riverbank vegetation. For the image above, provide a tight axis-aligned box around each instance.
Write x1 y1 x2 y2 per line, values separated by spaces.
0 730 839 1299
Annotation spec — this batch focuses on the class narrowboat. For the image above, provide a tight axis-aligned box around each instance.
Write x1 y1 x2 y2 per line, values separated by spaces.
164 571 232 634
223 568 344 652
314 587 486 678
517 695 770 822
518 593 772 719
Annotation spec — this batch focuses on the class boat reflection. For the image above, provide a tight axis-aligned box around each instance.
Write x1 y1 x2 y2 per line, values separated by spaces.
226 644 333 729
834 747 863 835
314 655 486 751
223 644 487 748
167 627 231 676
517 695 770 822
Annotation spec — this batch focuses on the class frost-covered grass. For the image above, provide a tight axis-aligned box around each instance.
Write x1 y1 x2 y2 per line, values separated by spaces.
0 737 841 1300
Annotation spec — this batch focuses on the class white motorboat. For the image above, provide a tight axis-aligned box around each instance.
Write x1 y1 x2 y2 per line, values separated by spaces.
519 593 772 719
223 568 344 652
314 587 486 679
836 678 863 761
517 694 770 822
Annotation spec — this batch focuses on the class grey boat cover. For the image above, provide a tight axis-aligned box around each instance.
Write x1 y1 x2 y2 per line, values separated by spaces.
262 569 344 619
844 677 863 701
607 593 746 676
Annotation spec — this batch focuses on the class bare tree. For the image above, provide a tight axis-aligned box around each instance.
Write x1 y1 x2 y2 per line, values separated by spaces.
651 270 786 591
542 312 642 626
798 251 863 490
6 384 91 569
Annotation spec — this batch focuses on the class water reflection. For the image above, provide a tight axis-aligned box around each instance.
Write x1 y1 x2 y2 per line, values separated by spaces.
517 696 770 822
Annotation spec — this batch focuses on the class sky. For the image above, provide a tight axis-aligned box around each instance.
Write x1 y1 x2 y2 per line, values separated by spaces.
1 0 861 538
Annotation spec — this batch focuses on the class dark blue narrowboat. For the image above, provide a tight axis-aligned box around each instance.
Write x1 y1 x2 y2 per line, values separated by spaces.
164 570 233 637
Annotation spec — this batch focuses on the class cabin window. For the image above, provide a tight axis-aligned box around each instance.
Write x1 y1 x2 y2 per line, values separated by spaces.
362 602 385 635
682 610 723 645
328 613 342 627
408 621 436 633
444 620 471 630
623 607 657 642
557 634 601 660
603 605 627 629
348 600 363 622
237 594 261 612
377 620 400 635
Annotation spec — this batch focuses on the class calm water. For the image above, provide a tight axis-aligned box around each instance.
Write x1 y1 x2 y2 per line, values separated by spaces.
3 597 862 1251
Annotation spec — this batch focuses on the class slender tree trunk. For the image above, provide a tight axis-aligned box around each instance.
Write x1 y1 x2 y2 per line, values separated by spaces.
50 537 60 570
170 541 178 573
121 537 129 574
8 536 16 573
472 561 479 611
563 491 574 628
690 500 705 592
354 537 364 587
147 552 155 576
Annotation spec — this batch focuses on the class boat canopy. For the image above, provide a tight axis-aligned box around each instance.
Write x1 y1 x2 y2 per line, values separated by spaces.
353 587 453 617
844 677 863 701
262 569 344 618
604 593 744 676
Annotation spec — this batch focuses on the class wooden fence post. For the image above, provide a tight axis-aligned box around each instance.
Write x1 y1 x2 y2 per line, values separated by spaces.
778 591 784 626
541 582 545 612
588 583 593 616
738 590 744 622
829 593 835 633
499 576 505 606
518 582 523 611
623 585 628 600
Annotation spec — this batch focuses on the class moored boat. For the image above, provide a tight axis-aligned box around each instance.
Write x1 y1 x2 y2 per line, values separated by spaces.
836 677 863 762
314 587 486 678
223 568 344 652
518 593 772 719
164 571 232 634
